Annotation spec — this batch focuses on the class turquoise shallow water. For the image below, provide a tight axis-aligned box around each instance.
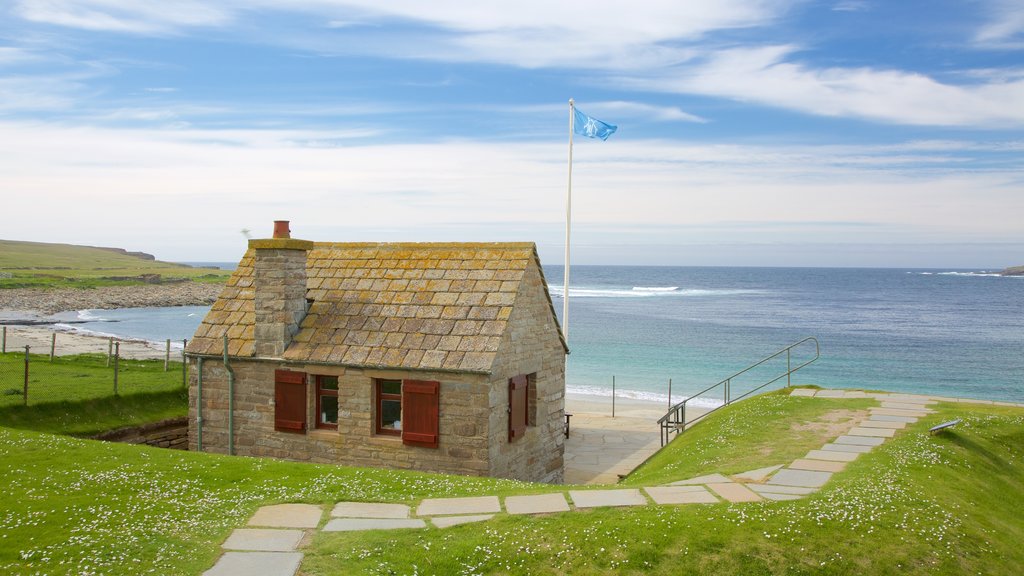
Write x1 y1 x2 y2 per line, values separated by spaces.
54 266 1024 405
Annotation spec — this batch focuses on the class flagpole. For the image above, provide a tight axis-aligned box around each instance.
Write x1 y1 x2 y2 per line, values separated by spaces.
564 98 574 342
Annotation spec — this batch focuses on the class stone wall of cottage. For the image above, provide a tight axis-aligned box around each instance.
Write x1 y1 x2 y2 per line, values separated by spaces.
485 263 566 483
187 360 493 477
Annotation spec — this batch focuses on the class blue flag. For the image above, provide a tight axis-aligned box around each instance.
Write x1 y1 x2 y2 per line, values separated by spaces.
573 108 617 140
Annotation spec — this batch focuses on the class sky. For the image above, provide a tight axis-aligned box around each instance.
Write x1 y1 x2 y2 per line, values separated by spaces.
1 1 1022 268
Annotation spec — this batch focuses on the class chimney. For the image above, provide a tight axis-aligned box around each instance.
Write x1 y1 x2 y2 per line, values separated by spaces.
249 220 313 357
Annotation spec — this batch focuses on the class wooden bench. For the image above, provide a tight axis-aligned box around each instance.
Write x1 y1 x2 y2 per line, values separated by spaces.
929 419 961 435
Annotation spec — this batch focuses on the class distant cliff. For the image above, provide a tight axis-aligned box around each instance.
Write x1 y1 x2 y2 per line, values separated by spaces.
1000 265 1024 276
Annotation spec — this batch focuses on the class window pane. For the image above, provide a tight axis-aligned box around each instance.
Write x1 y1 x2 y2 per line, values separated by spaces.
320 395 338 424
381 379 401 395
319 376 338 391
381 399 402 430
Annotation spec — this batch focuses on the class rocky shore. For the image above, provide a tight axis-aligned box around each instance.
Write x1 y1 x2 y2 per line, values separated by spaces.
0 281 224 315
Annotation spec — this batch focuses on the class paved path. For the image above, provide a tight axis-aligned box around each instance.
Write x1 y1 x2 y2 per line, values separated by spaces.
563 412 662 484
202 389 961 575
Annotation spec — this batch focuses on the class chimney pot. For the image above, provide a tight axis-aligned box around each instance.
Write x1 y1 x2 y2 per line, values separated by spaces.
272 220 291 239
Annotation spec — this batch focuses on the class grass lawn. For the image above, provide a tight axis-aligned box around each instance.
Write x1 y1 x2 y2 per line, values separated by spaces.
1 391 1022 575
0 352 185 408
0 390 187 437
0 239 229 288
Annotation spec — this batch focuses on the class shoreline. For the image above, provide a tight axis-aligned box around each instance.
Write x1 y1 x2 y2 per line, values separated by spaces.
0 282 222 317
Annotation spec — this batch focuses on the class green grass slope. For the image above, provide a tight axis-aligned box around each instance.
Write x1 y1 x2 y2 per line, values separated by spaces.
1 391 1021 575
0 239 229 288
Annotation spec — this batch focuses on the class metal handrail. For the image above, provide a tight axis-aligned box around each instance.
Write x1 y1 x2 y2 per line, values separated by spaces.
657 337 820 446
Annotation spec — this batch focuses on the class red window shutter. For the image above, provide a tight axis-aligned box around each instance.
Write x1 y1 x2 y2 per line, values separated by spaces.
274 370 307 433
402 380 439 448
508 375 527 441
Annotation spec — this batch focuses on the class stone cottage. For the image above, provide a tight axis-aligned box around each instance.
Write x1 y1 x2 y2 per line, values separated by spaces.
184 222 568 483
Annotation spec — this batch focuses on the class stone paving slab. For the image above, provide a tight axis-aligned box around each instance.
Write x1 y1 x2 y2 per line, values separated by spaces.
869 414 918 423
822 443 873 453
871 407 929 417
222 529 304 552
569 489 647 508
331 502 410 519
790 388 817 397
814 389 847 398
848 427 897 438
431 515 494 528
707 482 761 502
860 420 906 429
323 518 427 532
248 504 323 529
835 435 885 446
504 493 570 515
881 402 934 411
806 449 859 462
416 496 501 516
842 391 868 399
203 552 303 576
758 492 804 501
644 486 719 505
767 469 832 488
749 484 817 495
732 464 783 483
668 473 732 485
789 459 846 473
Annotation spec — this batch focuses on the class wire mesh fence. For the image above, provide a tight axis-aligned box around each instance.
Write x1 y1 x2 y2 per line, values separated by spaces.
0 327 187 407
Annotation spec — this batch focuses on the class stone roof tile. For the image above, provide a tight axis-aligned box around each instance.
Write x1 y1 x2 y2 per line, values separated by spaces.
186 242 567 373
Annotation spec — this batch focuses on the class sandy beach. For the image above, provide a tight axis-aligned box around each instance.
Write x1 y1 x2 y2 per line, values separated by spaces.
1 325 176 360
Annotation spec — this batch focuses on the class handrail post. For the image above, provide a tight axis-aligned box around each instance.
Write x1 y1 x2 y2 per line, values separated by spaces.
787 347 792 387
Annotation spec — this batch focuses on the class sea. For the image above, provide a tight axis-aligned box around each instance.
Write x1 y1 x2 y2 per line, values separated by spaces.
51 264 1024 406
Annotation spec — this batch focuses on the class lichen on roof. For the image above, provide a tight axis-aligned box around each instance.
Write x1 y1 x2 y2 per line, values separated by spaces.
185 242 566 373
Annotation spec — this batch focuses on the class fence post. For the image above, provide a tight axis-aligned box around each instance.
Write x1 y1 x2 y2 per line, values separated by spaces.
113 341 119 396
106 337 113 367
182 339 188 388
164 339 170 372
612 375 616 418
2 326 6 353
23 345 30 405
668 378 672 410
50 332 56 362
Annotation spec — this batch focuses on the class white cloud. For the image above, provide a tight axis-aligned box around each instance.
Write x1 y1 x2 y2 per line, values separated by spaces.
975 0 1024 45
14 0 232 34
832 1 870 12
622 45 1024 127
0 121 1019 263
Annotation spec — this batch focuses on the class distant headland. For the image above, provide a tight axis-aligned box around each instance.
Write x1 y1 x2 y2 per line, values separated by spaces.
1000 265 1024 276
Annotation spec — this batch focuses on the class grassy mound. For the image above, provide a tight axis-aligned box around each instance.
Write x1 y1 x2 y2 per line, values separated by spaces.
1 391 1021 575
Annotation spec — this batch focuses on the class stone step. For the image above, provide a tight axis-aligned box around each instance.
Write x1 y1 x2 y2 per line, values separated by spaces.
871 407 930 418
668 473 732 485
416 496 500 516
706 482 761 503
331 502 410 519
805 449 859 462
789 459 846 473
431 515 494 528
569 489 647 508
821 443 873 454
869 414 918 423
848 427 897 438
880 402 935 412
644 486 719 505
504 493 570 515
323 518 427 532
766 469 832 488
749 484 817 496
222 529 304 552
203 552 303 576
859 420 906 429
834 435 885 446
